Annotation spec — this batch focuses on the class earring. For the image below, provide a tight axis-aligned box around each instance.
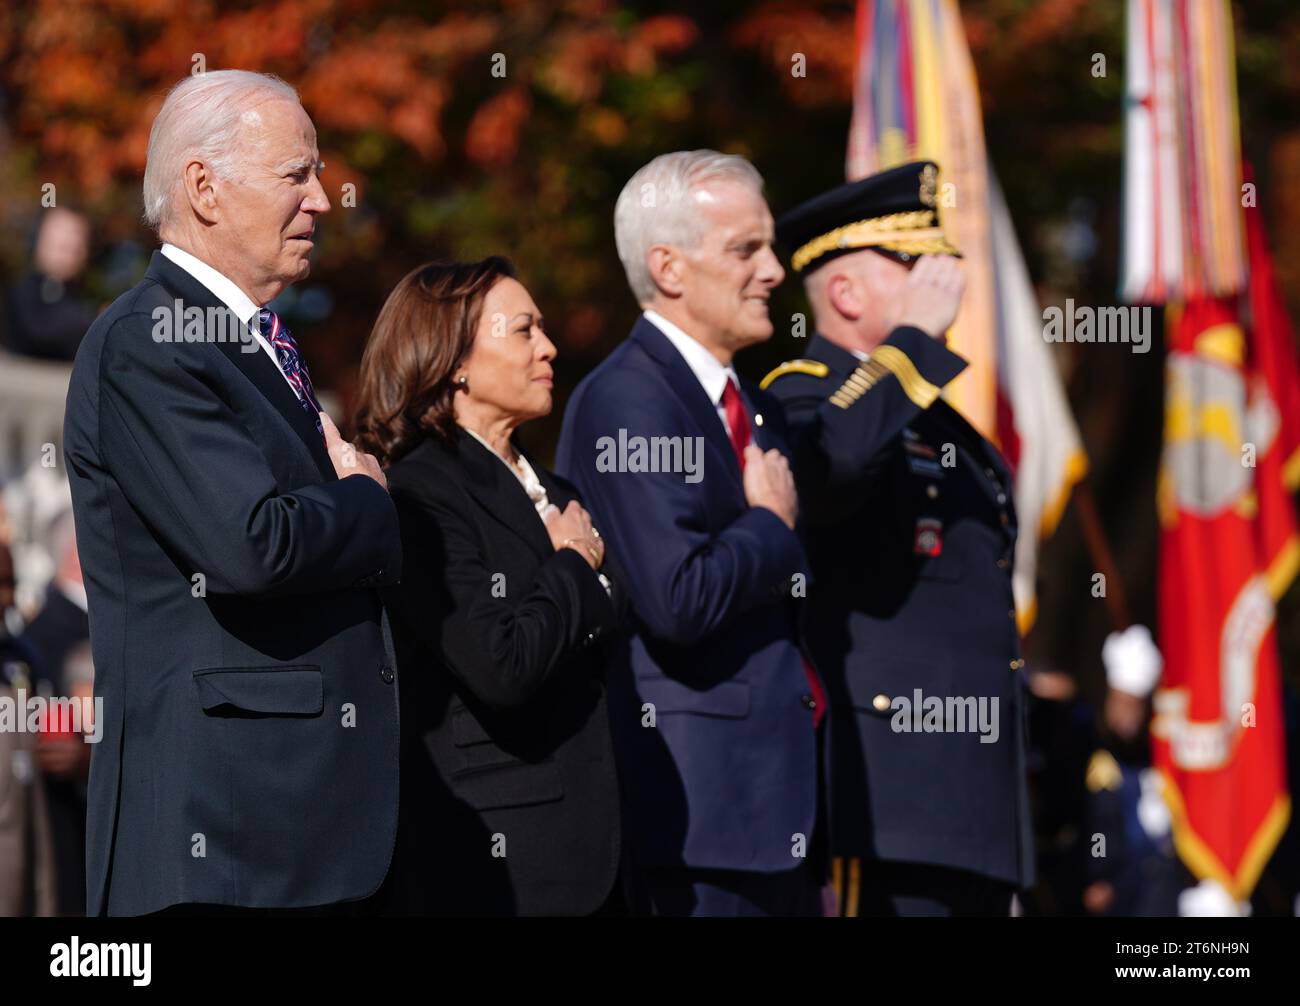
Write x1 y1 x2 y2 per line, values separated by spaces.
456 375 468 389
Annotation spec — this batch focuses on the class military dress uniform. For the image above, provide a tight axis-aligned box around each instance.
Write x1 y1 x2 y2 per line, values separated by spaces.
764 161 1035 916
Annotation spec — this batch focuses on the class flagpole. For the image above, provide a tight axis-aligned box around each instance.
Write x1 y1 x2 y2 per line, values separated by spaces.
1072 478 1132 631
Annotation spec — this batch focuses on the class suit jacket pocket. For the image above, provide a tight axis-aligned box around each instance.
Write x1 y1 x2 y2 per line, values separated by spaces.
193 665 323 716
449 706 525 770
451 705 498 748
439 710 565 811
447 760 565 812
635 676 750 719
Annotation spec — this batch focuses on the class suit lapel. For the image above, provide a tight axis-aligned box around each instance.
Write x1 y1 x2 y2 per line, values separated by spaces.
630 317 744 490
456 432 554 560
147 252 335 481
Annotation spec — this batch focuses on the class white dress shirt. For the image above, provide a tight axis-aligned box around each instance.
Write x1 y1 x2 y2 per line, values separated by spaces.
159 243 298 395
643 309 744 436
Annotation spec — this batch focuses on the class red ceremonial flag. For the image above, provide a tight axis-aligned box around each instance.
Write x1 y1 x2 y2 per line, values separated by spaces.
1151 188 1296 902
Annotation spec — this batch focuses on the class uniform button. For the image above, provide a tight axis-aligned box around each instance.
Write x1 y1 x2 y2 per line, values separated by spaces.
1007 609 1016 620
996 492 1007 504
926 484 939 499
800 693 816 710
1009 658 1025 670
1000 513 1011 526
872 693 891 712
996 557 1009 570
380 665 395 684
985 467 996 479
754 412 764 427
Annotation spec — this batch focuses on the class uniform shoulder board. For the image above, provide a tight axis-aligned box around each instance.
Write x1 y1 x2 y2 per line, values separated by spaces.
1085 750 1123 793
759 359 830 390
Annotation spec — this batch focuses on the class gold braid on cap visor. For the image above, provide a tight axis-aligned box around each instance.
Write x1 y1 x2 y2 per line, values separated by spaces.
790 210 961 273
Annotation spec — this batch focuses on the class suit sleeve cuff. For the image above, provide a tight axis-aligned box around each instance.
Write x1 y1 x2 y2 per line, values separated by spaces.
865 325 968 408
744 505 811 585
342 474 403 587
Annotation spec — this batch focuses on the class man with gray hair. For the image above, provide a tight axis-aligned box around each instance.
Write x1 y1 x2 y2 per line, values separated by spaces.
63 70 401 915
557 150 825 916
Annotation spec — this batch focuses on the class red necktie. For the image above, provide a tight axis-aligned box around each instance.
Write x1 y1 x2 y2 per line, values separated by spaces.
721 377 751 469
720 376 826 729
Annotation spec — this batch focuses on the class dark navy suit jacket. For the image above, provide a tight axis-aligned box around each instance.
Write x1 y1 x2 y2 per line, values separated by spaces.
63 252 402 915
556 316 820 874
765 329 1035 888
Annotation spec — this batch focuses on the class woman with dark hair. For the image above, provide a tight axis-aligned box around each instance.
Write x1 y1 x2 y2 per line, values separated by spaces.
355 258 625 916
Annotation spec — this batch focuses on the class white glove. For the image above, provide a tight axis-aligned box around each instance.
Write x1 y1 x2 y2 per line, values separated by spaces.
1102 624 1163 698
1178 879 1251 917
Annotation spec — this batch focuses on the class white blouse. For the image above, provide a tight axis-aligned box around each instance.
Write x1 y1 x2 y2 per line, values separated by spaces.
461 425 612 594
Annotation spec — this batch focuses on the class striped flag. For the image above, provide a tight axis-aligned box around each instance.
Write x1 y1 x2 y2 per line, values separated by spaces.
848 0 1086 629
1121 0 1246 304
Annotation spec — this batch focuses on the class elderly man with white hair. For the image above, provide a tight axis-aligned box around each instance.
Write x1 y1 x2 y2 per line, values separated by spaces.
63 70 401 915
556 150 825 916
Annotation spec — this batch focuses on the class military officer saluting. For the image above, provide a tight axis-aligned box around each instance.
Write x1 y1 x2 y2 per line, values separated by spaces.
765 161 1033 916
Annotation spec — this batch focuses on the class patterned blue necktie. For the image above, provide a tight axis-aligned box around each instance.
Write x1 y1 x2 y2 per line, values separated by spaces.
258 309 323 434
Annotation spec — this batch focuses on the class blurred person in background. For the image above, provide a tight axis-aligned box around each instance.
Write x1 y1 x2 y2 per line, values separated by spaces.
3 206 98 362
0 537 57 915
36 642 95 917
23 509 88 690
21 510 92 915
1019 666 1092 916
356 258 627 916
1082 626 1184 917
0 534 17 632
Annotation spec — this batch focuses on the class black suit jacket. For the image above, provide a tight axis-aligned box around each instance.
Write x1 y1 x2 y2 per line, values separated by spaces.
63 251 403 915
382 432 623 916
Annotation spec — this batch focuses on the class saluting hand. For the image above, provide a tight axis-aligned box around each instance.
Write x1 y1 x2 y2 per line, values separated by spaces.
897 254 965 343
742 444 798 530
